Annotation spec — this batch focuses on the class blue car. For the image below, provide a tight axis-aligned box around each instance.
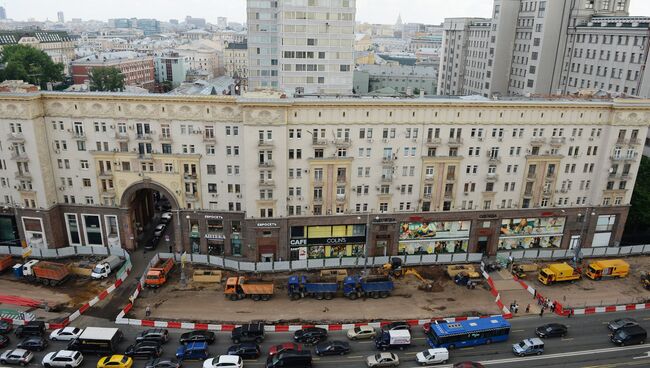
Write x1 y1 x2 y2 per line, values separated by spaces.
175 341 208 361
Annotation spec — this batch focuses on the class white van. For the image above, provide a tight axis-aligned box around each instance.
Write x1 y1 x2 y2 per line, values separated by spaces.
415 348 449 365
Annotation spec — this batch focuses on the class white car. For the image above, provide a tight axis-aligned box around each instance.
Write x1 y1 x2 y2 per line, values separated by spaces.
203 355 243 368
161 212 173 224
415 348 449 365
49 327 83 341
347 325 377 340
154 224 167 237
366 352 399 367
42 350 83 367
0 349 33 365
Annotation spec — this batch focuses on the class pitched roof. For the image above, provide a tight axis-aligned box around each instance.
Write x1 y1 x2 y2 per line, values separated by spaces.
0 31 72 45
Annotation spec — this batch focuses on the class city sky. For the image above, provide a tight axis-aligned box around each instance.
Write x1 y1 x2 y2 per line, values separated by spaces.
2 0 650 25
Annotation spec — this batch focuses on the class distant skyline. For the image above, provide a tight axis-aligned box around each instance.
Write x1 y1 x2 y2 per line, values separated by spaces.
2 0 650 25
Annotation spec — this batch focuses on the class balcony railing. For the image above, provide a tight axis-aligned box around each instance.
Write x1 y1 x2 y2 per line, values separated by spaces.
448 137 463 146
257 139 274 147
426 137 442 146
258 160 274 168
312 138 328 146
7 133 25 142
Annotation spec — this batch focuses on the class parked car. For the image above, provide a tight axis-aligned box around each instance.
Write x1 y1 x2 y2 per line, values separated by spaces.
0 321 12 334
265 351 312 368
144 358 181 368
202 355 243 368
608 318 639 332
315 340 350 356
611 325 647 346
293 327 327 344
154 224 167 237
0 348 34 366
180 330 216 345
227 342 261 359
415 348 449 365
49 327 83 341
231 323 265 344
535 323 567 338
161 212 173 224
382 322 411 332
96 355 133 368
145 236 161 250
0 335 8 348
347 326 376 340
453 362 485 368
267 342 302 357
17 336 48 351
366 352 399 367
512 338 545 357
125 341 163 359
176 341 209 361
41 350 83 367
136 329 169 344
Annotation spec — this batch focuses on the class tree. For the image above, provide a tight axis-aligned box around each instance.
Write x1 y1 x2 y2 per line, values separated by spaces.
89 66 125 92
0 44 64 88
626 155 650 232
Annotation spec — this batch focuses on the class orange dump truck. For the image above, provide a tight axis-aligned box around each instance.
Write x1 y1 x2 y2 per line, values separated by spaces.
145 258 174 288
22 259 70 286
224 276 274 301
0 255 15 273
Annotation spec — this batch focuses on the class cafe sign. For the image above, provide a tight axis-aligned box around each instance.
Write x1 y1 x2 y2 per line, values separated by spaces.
290 236 366 246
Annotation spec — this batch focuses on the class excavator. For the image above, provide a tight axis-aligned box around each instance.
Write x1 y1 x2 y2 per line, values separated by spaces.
642 271 650 290
382 257 435 290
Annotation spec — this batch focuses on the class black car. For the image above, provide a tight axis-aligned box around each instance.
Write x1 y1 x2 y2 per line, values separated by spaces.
0 334 8 348
136 328 169 344
179 330 216 344
227 342 261 359
145 358 181 368
535 323 568 338
145 236 161 250
293 327 327 344
0 321 12 334
382 321 411 332
125 341 163 359
315 340 350 356
14 321 45 338
17 336 48 351
231 323 265 344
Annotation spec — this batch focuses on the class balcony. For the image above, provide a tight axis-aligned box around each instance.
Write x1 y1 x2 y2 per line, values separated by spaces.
258 160 274 168
115 132 129 141
445 175 456 181
486 173 498 181
100 188 116 198
611 153 638 162
381 175 393 183
426 137 442 146
17 187 35 194
447 137 463 146
312 138 328 146
7 133 25 143
628 137 641 145
530 137 546 144
524 190 534 197
136 133 153 141
98 171 113 179
487 154 501 163
313 196 323 204
183 173 198 182
202 134 216 143
334 138 352 148
550 137 566 146
545 172 556 180
443 191 453 199
72 132 86 141
185 192 198 201
10 152 29 161
259 179 275 187
336 176 346 184
137 153 153 161
257 139 274 147
159 134 172 142
527 172 537 180
14 171 31 180
424 174 434 182
382 156 396 166
336 194 346 202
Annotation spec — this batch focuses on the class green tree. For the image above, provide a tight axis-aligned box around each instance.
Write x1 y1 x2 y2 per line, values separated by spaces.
625 155 650 232
89 66 125 92
0 44 64 88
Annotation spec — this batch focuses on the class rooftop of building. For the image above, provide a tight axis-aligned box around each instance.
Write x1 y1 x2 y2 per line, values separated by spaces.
356 63 437 77
169 76 235 95
72 51 152 64
0 30 71 45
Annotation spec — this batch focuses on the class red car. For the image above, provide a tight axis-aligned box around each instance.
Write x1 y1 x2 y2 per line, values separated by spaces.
454 362 485 368
423 320 448 333
268 342 302 357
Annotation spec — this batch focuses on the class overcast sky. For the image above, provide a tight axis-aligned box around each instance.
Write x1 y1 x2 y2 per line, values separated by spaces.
2 0 650 24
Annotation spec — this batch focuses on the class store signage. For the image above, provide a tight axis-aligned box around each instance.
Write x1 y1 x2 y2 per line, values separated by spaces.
479 214 498 219
205 215 223 219
205 233 225 240
289 238 307 246
290 236 366 246
256 222 278 227
374 217 396 223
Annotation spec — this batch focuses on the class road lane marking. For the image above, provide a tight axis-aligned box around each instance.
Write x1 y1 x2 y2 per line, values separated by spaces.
562 337 575 341
632 351 650 359
460 347 475 350
347 355 363 359
512 329 525 332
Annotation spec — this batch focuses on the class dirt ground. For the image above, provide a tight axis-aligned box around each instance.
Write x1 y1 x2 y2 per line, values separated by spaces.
526 256 650 308
131 265 502 324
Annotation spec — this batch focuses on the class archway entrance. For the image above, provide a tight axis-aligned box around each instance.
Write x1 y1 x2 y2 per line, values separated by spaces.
120 181 179 251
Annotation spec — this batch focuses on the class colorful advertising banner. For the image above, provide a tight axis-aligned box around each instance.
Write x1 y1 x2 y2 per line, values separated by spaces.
498 216 566 250
399 239 468 255
399 220 471 240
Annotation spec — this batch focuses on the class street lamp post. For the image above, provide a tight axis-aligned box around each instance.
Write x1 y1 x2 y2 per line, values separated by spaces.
357 210 376 274
575 206 595 269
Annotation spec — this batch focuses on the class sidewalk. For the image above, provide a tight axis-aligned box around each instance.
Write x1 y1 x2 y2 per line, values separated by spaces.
490 268 542 316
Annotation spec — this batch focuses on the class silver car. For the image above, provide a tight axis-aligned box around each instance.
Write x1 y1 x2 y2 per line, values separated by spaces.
608 318 639 332
366 352 399 367
0 349 34 366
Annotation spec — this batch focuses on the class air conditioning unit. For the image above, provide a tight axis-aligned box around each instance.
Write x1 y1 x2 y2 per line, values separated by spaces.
382 138 389 143
367 138 374 143
54 149 60 154
589 137 594 141
112 148 118 152
478 137 483 142
58 187 65 191
211 194 218 198
570 137 575 141
236 194 242 198
298 196 304 201
498 138 503 142
110 125 115 129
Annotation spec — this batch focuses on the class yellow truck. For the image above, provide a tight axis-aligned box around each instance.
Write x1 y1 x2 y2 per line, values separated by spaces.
447 264 479 279
537 263 581 285
585 259 629 280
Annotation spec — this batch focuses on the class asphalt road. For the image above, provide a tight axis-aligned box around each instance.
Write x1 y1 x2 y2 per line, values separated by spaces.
4 309 650 368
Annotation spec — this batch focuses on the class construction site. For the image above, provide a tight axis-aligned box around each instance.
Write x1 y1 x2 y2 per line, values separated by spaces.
129 259 503 324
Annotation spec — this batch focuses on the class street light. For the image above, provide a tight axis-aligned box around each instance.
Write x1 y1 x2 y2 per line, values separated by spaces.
574 207 596 269
357 210 379 273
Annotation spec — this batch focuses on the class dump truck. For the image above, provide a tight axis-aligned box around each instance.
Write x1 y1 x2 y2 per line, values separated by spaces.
0 255 15 273
224 276 274 301
145 258 174 288
512 263 539 279
91 255 124 279
343 275 394 300
585 259 630 280
537 263 581 285
287 275 339 300
22 259 70 286
446 264 478 279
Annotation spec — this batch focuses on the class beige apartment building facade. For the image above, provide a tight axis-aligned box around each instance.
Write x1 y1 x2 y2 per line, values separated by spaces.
0 92 646 261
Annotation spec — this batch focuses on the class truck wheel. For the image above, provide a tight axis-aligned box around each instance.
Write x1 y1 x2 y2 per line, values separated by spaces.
252 294 261 301
291 293 300 300
229 294 238 301
448 344 455 350
316 293 324 300
262 295 270 301
372 292 380 299
347 293 358 300
324 293 333 300
379 291 389 298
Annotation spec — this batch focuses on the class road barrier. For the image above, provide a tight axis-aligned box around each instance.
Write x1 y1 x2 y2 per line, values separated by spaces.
497 244 650 262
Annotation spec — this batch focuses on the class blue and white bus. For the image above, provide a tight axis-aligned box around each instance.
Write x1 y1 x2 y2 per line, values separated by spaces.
426 316 511 349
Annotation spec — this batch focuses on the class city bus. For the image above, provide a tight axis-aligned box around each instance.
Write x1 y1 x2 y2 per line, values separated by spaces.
426 316 511 349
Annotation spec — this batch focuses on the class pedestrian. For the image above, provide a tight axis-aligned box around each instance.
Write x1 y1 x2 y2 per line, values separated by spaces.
551 302 555 313
514 303 519 314
526 304 531 313
145 305 151 317
568 309 573 318
533 289 537 299
539 307 544 317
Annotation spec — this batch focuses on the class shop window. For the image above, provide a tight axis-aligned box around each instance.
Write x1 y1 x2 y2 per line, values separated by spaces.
82 214 103 246
596 215 616 231
207 219 224 235
65 214 81 245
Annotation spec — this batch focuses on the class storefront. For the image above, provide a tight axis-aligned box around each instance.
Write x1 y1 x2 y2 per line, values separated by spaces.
0 214 19 247
189 218 200 253
289 224 366 260
398 220 471 254
205 215 225 255
592 214 617 247
22 217 47 248
498 216 565 250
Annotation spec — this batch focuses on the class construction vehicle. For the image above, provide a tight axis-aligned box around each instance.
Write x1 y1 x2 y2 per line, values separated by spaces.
145 258 174 288
454 271 482 287
0 255 15 273
343 275 394 300
537 263 581 285
21 260 70 286
287 275 339 300
585 259 629 280
446 264 479 279
224 276 274 301
91 255 124 279
512 263 539 279
641 272 650 290
382 257 434 289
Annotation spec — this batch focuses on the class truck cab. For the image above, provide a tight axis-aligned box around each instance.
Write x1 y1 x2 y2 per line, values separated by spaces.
374 330 411 351
91 263 111 279
21 259 39 277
